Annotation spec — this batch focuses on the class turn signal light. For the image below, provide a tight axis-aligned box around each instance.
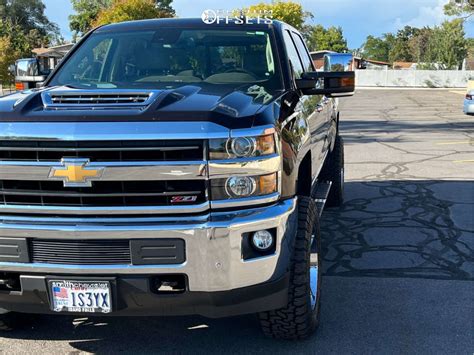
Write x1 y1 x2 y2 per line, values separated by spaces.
341 77 355 87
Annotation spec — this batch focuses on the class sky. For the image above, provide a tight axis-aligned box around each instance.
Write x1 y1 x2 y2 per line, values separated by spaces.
44 0 473 49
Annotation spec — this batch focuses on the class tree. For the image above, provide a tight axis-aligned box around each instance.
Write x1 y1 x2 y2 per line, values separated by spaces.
408 27 433 63
303 24 348 52
0 0 58 39
444 0 474 19
361 33 394 62
0 33 22 84
388 26 420 62
244 1 312 30
92 0 174 27
69 0 112 36
428 19 467 69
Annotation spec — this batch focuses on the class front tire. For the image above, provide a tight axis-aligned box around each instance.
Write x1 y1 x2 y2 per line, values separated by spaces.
258 196 322 340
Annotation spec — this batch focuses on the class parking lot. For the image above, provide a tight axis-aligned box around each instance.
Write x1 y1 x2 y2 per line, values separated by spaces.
0 89 473 354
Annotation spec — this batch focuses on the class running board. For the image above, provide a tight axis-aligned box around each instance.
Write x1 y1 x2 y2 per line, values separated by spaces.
311 181 332 217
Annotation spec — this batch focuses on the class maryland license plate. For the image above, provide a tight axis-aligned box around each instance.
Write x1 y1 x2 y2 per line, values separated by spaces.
49 280 112 313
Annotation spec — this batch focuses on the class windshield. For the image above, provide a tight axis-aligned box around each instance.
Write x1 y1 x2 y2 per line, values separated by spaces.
49 28 282 91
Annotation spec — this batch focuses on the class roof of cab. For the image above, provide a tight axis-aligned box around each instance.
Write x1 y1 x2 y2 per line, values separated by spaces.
95 17 283 33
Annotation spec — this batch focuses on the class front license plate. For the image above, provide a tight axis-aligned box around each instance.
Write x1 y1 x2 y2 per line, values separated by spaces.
49 280 112 313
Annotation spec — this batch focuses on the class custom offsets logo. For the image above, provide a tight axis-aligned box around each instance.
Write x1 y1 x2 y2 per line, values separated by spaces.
201 9 273 25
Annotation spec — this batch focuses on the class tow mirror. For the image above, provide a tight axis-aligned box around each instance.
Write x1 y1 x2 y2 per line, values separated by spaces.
14 58 47 83
296 53 355 97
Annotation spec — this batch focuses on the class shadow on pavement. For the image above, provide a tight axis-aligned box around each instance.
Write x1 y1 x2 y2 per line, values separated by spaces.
1 180 473 353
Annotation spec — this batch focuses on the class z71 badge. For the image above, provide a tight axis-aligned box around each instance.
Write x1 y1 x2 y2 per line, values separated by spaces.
170 196 198 203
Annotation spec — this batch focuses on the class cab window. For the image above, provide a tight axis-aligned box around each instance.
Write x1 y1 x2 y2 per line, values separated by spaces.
282 30 304 79
291 32 314 72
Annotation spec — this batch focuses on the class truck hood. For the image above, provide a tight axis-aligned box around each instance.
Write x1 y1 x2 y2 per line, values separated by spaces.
0 83 282 129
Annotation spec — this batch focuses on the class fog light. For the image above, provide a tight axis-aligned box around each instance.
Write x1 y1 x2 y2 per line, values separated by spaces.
251 230 274 251
226 176 256 197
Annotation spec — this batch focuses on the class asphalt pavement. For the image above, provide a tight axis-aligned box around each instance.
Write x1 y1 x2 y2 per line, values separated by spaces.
0 89 472 354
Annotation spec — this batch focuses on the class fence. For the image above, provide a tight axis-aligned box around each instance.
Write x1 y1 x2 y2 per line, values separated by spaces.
355 70 474 88
0 83 15 96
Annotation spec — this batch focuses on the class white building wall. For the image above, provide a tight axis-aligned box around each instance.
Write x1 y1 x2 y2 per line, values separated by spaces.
355 70 474 88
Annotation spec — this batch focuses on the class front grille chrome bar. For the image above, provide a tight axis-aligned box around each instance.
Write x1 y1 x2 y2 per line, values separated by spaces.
0 161 207 181
0 201 210 215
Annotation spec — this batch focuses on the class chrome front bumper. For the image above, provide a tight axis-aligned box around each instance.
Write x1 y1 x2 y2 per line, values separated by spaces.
0 198 298 292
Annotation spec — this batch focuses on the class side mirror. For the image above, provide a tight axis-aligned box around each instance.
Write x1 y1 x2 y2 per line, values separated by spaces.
15 58 46 83
296 53 355 97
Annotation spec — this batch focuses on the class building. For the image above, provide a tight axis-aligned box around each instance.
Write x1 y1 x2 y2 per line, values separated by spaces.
32 43 74 71
393 61 416 70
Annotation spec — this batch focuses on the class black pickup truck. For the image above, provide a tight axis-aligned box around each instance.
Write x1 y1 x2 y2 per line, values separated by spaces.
0 18 354 339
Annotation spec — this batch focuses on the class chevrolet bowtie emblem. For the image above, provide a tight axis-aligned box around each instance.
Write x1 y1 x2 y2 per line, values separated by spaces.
49 158 104 187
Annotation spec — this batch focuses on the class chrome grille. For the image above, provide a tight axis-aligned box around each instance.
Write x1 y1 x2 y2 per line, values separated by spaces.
0 180 206 207
29 239 186 265
30 239 131 265
0 139 208 214
0 140 204 161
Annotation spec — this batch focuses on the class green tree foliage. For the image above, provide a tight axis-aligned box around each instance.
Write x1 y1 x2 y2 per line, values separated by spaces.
426 19 467 69
361 34 394 62
69 0 112 36
70 0 174 36
0 35 21 83
92 0 175 27
388 26 419 62
0 0 59 83
303 24 348 52
0 0 59 39
361 20 468 69
444 0 474 19
244 1 312 30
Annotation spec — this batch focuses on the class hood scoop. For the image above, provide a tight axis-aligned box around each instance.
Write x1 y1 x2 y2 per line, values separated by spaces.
41 89 161 110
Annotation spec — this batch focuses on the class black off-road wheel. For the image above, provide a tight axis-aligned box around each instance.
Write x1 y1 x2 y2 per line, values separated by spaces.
258 196 322 340
320 135 344 207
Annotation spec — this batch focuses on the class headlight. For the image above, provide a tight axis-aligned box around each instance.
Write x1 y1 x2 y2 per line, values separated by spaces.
209 134 275 160
211 173 277 200
230 137 256 157
226 176 257 197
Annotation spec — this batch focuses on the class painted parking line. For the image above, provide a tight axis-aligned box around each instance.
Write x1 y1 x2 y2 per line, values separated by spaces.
436 141 471 145
453 159 474 163
449 90 466 95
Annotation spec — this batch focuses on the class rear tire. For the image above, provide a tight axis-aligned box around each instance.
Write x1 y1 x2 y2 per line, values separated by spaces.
258 196 322 340
320 135 344 207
